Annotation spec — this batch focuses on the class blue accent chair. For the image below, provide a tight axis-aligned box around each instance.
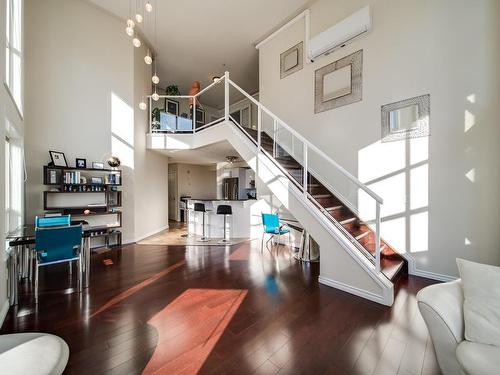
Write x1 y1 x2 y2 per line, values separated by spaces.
35 215 71 228
261 213 291 252
34 224 83 303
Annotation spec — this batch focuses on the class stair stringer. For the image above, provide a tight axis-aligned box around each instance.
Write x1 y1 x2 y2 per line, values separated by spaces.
147 122 395 306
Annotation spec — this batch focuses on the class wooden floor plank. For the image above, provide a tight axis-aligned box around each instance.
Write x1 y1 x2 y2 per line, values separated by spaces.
0 238 440 375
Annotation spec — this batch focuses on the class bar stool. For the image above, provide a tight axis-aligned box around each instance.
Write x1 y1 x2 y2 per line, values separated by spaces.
181 201 195 238
217 205 232 244
194 203 209 242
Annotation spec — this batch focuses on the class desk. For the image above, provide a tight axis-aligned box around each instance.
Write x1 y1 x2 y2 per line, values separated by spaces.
6 221 92 306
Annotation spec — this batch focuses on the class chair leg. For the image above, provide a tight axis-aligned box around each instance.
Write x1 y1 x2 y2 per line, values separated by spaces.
261 233 265 252
77 254 83 293
34 263 39 304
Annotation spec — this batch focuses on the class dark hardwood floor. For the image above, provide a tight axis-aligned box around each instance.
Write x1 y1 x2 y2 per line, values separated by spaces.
1 240 441 375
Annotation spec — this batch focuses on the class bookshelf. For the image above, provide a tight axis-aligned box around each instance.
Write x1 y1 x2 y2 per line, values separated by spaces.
43 165 123 249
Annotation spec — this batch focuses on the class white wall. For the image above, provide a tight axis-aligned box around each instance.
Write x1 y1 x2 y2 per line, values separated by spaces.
24 0 168 243
176 163 217 199
259 0 500 278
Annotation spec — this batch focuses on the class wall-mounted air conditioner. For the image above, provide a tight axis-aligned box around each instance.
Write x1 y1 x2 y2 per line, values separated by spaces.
308 6 371 61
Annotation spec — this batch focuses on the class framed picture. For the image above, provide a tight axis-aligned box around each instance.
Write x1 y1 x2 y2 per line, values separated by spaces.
49 150 68 167
280 42 303 79
91 177 103 185
165 99 179 116
92 162 104 169
76 158 87 169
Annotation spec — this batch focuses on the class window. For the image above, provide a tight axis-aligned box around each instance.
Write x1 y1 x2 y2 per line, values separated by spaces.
5 137 10 234
5 0 23 113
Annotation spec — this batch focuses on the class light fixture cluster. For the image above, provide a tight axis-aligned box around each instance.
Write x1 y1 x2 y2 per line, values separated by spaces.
126 1 160 110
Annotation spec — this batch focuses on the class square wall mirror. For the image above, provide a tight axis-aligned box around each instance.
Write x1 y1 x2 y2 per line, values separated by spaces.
280 42 303 79
315 50 362 113
382 94 430 142
323 64 352 102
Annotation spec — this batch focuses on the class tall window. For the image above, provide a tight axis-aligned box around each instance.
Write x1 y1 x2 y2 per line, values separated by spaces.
4 137 10 234
5 0 22 113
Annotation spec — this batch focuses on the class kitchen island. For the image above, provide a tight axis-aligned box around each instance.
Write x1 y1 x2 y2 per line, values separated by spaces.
186 198 265 239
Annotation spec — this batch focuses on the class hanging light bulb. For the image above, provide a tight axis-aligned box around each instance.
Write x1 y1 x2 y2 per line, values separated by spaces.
126 18 135 28
152 74 159 84
145 2 153 12
152 88 159 101
125 26 134 36
144 50 152 65
132 36 141 48
139 98 147 110
135 13 143 23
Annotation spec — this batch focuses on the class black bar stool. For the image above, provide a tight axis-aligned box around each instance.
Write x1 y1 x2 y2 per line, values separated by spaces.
194 203 209 242
217 205 232 244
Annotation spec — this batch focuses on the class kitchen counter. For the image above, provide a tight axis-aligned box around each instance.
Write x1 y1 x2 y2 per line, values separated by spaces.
186 198 263 239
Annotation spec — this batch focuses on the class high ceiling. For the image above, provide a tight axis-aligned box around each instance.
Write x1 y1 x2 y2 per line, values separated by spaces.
89 0 311 103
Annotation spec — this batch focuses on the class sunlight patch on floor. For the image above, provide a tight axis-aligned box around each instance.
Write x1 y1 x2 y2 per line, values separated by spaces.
143 288 247 374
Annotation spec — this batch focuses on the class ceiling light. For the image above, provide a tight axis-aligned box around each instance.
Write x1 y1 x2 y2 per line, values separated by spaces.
125 26 134 36
152 74 159 84
145 2 153 12
132 36 141 48
139 99 147 110
212 76 221 83
226 156 238 164
126 18 135 28
135 13 143 23
152 89 159 101
144 50 152 65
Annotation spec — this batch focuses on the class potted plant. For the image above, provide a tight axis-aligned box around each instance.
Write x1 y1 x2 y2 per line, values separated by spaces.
151 107 161 130
165 85 180 96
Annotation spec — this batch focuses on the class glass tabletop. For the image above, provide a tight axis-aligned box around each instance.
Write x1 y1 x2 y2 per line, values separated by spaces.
7 221 91 244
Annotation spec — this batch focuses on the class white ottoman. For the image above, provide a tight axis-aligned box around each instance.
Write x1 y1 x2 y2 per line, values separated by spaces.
0 333 69 375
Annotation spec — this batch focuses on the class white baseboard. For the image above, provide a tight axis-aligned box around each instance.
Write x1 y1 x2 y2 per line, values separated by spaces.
133 224 169 243
318 275 392 306
0 299 9 328
403 253 456 282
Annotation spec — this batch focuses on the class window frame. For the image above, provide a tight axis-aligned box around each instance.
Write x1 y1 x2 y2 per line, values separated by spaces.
4 0 23 116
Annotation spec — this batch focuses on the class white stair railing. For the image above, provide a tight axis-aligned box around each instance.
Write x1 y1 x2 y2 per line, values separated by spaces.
148 71 384 274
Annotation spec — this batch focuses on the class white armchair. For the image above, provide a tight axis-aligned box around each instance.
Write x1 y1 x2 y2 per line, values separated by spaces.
417 279 500 375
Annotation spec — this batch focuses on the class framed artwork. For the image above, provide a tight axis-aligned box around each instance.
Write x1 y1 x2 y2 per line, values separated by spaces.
381 94 430 142
280 42 303 79
165 99 179 116
314 50 363 113
92 162 104 169
76 158 87 168
49 150 68 167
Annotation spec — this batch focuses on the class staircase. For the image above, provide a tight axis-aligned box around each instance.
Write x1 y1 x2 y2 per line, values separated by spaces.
243 127 406 281
147 72 408 304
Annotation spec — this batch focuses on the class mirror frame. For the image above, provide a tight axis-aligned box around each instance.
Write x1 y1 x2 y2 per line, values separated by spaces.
381 94 430 142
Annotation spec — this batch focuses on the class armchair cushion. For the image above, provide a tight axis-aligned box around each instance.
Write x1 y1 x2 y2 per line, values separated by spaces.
457 258 500 346
417 279 464 375
456 341 500 375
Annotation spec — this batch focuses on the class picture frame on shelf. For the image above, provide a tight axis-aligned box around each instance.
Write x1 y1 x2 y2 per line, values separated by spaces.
92 162 104 169
76 158 87 168
49 150 68 167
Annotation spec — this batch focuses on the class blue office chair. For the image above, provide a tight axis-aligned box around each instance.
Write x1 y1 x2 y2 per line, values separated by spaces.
34 224 83 303
261 213 291 253
35 215 71 228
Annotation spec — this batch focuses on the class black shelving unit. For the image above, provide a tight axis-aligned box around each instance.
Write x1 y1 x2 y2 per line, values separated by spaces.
42 165 123 249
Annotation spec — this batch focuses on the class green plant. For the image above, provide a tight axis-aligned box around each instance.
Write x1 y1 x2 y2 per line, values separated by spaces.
152 107 161 121
165 85 180 96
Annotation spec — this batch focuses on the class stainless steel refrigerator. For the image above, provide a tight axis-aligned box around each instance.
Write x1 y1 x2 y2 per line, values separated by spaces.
222 178 239 200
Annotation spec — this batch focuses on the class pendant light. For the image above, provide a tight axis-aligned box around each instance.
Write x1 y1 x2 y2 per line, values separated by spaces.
139 97 147 110
135 13 143 23
151 1 160 85
152 87 159 101
125 26 134 37
145 2 153 12
125 1 135 36
145 50 152 65
133 35 141 48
